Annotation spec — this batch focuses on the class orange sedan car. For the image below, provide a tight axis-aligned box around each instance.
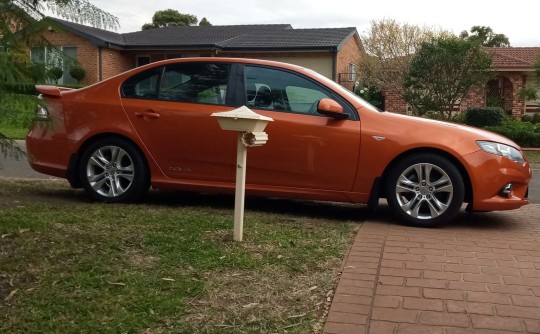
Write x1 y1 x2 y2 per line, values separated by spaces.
27 58 532 227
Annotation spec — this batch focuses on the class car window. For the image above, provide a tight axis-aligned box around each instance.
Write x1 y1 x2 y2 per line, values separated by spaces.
121 63 231 105
121 67 161 99
159 63 231 105
244 65 334 115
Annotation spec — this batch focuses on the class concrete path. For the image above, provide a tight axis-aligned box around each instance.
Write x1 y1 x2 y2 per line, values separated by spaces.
324 204 540 334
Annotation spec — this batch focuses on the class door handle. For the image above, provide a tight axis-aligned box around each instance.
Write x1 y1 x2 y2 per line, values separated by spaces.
135 110 161 120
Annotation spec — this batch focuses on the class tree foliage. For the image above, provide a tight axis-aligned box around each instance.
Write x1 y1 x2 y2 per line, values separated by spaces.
460 26 510 47
358 18 452 100
403 37 493 120
142 9 198 30
0 0 118 162
199 17 212 27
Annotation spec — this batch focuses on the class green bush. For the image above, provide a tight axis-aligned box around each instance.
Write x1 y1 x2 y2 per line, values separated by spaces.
485 120 540 147
48 67 63 82
69 66 86 82
522 113 540 124
465 107 507 128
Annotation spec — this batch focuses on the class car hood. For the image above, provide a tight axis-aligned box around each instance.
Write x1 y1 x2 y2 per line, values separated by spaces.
380 112 521 149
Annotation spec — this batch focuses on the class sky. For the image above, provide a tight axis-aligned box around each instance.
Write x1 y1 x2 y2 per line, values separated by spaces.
89 0 540 47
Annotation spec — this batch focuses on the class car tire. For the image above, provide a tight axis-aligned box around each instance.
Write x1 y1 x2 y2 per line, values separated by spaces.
79 137 150 203
385 153 464 227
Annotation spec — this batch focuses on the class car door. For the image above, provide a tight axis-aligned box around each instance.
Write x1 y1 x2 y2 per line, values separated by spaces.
241 65 361 191
121 62 237 182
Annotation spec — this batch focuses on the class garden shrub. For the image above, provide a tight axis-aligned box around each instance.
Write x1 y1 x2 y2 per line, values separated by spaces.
465 107 507 128
522 113 540 124
69 66 86 82
485 120 540 147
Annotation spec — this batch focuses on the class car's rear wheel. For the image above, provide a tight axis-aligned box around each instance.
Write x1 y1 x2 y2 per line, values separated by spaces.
79 138 149 202
385 153 464 227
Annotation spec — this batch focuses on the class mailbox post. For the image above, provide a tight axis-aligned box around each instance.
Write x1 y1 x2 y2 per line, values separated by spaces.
211 106 273 241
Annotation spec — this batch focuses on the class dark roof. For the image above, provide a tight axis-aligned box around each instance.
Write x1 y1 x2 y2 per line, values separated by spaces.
221 28 358 51
45 17 357 51
485 47 540 69
48 17 126 46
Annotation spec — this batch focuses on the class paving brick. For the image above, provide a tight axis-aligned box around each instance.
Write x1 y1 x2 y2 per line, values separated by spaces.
347 257 380 264
481 266 521 276
497 260 534 268
332 294 372 305
335 285 373 297
384 246 408 253
379 267 421 278
342 267 378 275
330 302 370 315
462 273 502 284
495 304 540 320
377 285 421 298
460 258 497 267
503 276 540 287
385 241 422 248
341 272 377 281
377 275 404 286
371 307 418 323
380 259 404 269
340 278 376 288
487 283 533 296
373 295 401 308
475 252 514 261
533 287 540 296
405 261 442 271
324 322 366 334
423 288 464 301
383 253 423 262
524 319 540 333
511 295 540 307
467 292 511 305
422 243 455 251
367 321 395 334
446 300 494 315
348 251 381 258
423 255 460 263
423 270 462 281
444 264 482 274
521 269 540 278
418 311 470 327
326 311 368 325
470 315 524 331
448 281 487 292
445 250 477 258
409 248 445 256
406 278 447 289
403 297 444 311
396 323 444 334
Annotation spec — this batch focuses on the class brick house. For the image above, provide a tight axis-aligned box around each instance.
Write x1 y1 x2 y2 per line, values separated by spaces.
23 17 362 89
385 47 540 116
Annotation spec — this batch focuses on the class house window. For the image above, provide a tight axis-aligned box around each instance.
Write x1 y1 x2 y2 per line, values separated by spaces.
30 46 78 85
136 55 151 67
348 63 357 81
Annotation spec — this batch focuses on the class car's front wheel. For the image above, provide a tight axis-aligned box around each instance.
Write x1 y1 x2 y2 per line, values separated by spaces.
385 153 465 227
79 138 149 202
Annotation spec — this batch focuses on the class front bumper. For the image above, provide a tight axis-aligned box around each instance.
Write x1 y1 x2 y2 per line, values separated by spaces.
464 150 532 212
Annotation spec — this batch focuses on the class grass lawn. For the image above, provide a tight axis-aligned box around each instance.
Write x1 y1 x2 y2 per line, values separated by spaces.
0 179 360 333
0 124 28 140
525 150 540 164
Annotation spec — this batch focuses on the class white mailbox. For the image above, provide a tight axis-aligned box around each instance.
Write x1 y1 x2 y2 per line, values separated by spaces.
211 106 273 241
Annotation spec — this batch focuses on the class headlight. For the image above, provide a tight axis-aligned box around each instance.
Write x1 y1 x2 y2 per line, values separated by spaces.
477 141 525 164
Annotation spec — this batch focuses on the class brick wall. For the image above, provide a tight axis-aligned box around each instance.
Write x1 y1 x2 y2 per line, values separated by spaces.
383 90 408 113
100 49 132 80
28 28 98 85
460 86 486 111
336 36 363 89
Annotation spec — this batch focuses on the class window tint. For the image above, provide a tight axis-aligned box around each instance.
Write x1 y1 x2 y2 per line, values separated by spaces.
122 67 161 99
244 66 333 114
121 62 231 105
159 63 231 105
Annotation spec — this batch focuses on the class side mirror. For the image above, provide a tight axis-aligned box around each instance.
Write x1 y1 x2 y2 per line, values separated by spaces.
317 98 348 119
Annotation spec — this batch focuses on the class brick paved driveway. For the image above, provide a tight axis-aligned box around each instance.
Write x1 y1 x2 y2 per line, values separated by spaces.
324 204 540 334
